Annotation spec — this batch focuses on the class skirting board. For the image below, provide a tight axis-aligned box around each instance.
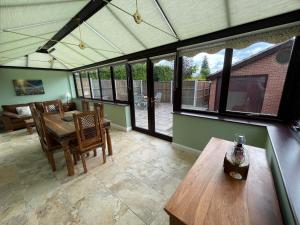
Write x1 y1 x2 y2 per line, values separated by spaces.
171 142 201 156
110 123 132 132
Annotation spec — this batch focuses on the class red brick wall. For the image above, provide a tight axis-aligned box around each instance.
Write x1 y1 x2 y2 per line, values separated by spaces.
208 51 289 115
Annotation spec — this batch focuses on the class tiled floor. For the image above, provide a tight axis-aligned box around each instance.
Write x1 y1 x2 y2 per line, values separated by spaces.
135 103 173 137
0 128 198 225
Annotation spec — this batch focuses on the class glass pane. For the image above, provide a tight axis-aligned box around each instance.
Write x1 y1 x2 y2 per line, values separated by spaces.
181 49 225 112
80 71 91 98
226 40 294 115
113 64 128 101
89 70 101 99
99 67 113 101
154 58 174 136
132 62 148 130
74 73 83 97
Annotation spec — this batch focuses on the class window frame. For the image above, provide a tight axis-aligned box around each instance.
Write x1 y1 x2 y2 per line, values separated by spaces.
176 38 299 122
111 64 129 103
73 64 129 104
73 36 300 123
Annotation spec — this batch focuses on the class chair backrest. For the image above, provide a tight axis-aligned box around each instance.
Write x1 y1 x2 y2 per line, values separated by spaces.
43 100 63 116
29 104 53 150
73 111 105 151
29 103 43 137
82 99 90 112
155 92 162 102
94 102 104 121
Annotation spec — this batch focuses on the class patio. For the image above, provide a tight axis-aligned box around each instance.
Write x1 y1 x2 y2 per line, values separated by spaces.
135 103 173 136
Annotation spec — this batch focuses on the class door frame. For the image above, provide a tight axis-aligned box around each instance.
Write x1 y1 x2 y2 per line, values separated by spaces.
128 59 173 142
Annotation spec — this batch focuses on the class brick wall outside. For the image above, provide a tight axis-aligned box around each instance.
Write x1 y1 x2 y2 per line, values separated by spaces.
208 51 290 115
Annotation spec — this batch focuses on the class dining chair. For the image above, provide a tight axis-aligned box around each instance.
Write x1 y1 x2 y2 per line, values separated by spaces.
29 104 62 171
94 102 110 154
73 111 106 173
43 99 64 116
81 99 90 112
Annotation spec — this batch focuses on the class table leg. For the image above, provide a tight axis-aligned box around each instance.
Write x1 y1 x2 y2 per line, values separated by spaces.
61 141 74 176
105 127 113 156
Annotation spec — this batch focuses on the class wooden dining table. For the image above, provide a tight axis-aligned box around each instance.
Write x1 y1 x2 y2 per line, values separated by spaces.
43 111 112 176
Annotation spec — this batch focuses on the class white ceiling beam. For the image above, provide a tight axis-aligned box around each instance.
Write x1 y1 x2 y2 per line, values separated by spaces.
0 40 45 54
61 43 96 64
107 7 148 49
3 18 68 32
69 33 108 60
49 53 71 69
84 21 124 54
1 0 86 8
152 0 179 40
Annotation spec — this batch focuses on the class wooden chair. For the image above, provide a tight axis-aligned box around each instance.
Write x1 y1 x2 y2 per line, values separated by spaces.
94 102 113 155
73 111 106 173
29 104 61 171
43 99 64 116
82 99 90 112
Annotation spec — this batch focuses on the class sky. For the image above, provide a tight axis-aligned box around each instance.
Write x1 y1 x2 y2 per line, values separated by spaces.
155 42 275 76
191 42 274 75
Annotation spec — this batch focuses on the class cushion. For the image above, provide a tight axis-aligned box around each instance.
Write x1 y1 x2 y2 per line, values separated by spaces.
16 106 32 117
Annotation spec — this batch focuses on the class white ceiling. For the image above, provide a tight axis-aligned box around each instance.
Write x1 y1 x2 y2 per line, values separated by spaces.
1 0 300 69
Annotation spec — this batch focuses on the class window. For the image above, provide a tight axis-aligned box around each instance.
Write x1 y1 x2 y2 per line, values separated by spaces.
88 70 101 99
226 40 294 115
74 73 83 97
181 49 225 112
80 71 91 98
113 64 128 101
99 66 113 101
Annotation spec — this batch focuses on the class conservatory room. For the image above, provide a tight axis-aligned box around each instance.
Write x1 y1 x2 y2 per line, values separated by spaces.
0 0 300 225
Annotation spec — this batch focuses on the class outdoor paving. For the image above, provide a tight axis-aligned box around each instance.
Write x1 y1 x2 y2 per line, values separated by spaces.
134 103 173 137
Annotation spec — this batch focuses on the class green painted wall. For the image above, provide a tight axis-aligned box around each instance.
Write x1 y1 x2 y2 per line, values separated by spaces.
265 137 296 225
0 68 73 110
173 113 268 150
72 98 131 128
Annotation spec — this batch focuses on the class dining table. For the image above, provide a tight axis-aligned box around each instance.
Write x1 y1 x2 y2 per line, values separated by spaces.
43 110 112 176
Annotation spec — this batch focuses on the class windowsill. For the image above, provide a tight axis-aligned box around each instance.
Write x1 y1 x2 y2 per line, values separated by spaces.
174 110 300 225
173 111 280 127
74 98 129 107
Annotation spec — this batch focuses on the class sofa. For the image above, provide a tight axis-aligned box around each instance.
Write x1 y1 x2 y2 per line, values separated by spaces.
0 103 32 131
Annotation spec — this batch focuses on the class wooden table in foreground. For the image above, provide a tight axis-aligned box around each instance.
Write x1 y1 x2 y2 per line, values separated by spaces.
43 111 112 176
164 137 283 225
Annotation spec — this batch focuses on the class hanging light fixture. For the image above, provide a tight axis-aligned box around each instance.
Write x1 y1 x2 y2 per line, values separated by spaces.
133 0 142 24
77 18 86 50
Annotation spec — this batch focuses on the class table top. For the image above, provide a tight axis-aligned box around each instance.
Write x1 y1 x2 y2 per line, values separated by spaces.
164 137 283 225
43 111 110 139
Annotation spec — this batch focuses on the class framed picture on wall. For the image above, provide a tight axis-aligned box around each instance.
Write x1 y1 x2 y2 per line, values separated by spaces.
13 80 45 96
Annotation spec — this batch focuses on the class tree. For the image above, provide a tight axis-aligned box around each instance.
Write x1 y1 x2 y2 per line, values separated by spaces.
132 63 147 80
153 65 173 81
199 55 210 80
182 57 198 80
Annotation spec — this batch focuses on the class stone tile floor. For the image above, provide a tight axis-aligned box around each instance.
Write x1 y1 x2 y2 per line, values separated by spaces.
0 128 198 225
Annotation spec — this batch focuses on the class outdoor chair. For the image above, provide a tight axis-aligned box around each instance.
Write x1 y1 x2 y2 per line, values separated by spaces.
154 92 162 104
134 94 147 109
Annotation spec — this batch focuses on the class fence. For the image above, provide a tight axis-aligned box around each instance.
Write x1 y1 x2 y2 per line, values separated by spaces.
86 78 211 108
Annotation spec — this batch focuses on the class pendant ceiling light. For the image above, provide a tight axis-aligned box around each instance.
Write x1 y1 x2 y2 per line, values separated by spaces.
133 0 142 24
77 18 86 50
102 0 179 40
